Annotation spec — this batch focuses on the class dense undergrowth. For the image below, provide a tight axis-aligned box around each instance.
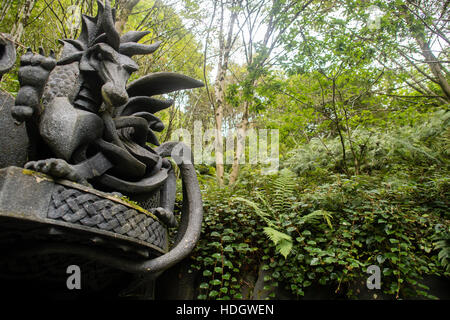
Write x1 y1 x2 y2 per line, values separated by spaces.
188 110 449 300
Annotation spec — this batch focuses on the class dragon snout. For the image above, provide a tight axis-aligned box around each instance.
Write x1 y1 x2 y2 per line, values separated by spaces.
101 82 128 108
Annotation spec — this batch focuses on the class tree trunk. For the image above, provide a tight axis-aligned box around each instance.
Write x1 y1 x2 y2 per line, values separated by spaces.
213 65 226 185
11 0 36 44
415 36 450 101
114 0 140 34
212 1 237 186
331 78 348 174
229 106 249 184
399 4 450 102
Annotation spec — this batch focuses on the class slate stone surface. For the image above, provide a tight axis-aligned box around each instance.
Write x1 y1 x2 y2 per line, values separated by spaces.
0 166 168 252
0 1 203 284
0 33 16 80
0 91 29 168
0 166 53 218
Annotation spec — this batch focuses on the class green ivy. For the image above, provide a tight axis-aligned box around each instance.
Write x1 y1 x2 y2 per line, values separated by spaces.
189 111 449 300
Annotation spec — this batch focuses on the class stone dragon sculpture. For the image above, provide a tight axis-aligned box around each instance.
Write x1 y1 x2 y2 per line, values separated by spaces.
14 0 203 222
0 0 203 276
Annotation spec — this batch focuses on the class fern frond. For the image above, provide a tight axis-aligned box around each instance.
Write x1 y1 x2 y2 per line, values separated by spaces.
255 191 274 215
234 197 274 226
300 210 334 229
272 169 297 214
263 227 293 258
434 233 450 272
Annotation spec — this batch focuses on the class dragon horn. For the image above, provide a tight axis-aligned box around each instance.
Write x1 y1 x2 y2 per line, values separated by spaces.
127 72 204 97
120 31 151 43
119 41 161 57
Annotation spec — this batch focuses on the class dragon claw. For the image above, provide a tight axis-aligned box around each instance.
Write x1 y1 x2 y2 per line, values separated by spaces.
25 158 90 186
151 207 178 228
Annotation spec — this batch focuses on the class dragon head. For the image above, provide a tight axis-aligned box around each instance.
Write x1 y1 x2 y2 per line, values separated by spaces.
80 42 137 108
35 0 203 191
57 0 160 110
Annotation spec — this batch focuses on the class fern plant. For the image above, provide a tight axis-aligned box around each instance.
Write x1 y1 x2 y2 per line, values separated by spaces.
433 229 450 272
286 110 450 175
263 227 293 259
234 169 333 258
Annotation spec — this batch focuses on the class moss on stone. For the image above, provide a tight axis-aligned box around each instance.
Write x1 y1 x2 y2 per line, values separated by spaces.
21 168 160 221
114 195 159 220
21 168 53 181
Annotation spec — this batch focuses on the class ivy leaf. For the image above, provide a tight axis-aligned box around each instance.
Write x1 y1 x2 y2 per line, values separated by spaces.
203 270 212 277
210 279 221 286
209 290 219 297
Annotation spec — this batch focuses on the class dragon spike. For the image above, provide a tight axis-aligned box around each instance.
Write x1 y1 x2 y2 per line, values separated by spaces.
102 0 120 50
78 15 89 45
57 51 83 65
78 15 87 44
96 0 105 18
92 33 108 46
120 31 151 44
95 0 105 36
60 39 86 51
80 14 98 46
119 41 161 57
85 13 98 24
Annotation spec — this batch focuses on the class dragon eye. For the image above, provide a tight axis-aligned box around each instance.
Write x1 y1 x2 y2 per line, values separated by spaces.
96 52 103 60
124 64 138 73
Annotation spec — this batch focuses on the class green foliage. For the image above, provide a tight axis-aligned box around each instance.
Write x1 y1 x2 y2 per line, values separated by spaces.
234 168 332 259
263 227 292 259
287 110 450 176
193 110 449 300
433 229 450 273
190 179 263 300
1 0 448 301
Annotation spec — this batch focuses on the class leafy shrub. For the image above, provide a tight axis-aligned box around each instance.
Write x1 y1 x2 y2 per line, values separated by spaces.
286 110 450 175
190 110 449 300
433 229 450 273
